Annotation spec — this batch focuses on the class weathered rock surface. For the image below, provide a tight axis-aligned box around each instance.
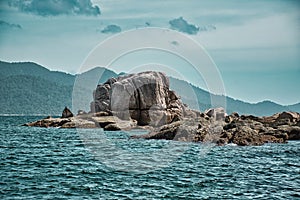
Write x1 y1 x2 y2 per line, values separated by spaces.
23 71 300 146
24 116 71 128
90 71 187 126
23 112 136 130
131 110 300 146
60 118 97 128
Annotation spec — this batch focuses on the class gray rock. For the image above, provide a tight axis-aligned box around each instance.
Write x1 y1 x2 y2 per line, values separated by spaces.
131 121 182 140
104 123 121 131
90 71 184 126
91 116 116 128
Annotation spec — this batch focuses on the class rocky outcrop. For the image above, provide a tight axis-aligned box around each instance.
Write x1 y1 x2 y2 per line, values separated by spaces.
132 110 299 146
23 112 137 130
24 116 71 128
23 115 97 128
23 71 300 146
90 71 186 126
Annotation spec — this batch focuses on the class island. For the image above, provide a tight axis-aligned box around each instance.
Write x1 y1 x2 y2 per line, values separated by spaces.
23 71 300 146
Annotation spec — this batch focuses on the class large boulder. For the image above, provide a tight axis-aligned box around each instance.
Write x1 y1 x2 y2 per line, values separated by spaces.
90 71 184 126
277 111 300 122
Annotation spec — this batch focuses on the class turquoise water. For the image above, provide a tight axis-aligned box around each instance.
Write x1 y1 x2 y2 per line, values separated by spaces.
1 116 300 199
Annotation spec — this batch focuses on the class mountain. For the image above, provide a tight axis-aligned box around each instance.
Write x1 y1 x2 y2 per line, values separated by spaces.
0 61 118 115
0 61 299 115
0 75 72 115
287 103 300 112
0 61 74 86
169 77 290 116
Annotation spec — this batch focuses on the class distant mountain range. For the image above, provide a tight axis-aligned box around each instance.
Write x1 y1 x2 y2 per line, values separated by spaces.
0 61 299 116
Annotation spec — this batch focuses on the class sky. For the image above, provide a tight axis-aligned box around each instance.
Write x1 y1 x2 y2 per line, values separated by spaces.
0 0 299 105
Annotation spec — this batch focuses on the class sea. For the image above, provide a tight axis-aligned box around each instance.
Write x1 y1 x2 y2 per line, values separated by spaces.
1 116 300 199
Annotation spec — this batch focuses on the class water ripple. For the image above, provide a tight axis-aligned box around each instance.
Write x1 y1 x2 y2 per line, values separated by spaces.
1 116 299 199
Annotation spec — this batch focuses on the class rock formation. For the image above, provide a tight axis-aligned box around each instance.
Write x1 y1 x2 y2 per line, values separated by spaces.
23 71 300 146
90 71 186 126
61 107 73 118
131 109 299 145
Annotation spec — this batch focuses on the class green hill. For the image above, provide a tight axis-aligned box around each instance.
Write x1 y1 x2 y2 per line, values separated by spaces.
0 75 72 115
0 61 299 116
0 61 75 86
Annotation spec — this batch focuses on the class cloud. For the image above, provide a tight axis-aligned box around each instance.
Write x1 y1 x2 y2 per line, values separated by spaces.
170 41 179 46
0 20 22 29
169 17 199 35
8 0 100 16
101 25 121 34
198 25 216 32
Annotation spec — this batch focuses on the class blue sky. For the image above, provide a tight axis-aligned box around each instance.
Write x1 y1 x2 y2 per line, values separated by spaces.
0 0 299 105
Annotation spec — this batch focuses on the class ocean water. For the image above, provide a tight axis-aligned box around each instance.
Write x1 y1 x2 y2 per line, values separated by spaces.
1 116 300 199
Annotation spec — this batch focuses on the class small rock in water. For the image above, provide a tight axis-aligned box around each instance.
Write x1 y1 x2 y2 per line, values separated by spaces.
104 123 121 131
61 107 73 118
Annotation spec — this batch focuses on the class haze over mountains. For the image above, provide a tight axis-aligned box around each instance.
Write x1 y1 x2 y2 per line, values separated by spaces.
1 61 299 116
